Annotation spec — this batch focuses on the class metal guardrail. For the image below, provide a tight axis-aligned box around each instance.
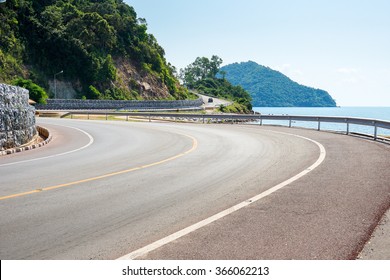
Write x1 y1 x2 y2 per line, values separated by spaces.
58 111 390 142
258 115 390 140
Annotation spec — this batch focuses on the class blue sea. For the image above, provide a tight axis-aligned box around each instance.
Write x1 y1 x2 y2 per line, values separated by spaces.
253 107 390 136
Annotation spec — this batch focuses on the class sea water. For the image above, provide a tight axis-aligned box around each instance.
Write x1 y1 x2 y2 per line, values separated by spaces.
253 107 390 136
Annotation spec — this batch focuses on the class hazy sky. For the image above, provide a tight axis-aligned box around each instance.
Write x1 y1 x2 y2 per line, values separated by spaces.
126 0 390 106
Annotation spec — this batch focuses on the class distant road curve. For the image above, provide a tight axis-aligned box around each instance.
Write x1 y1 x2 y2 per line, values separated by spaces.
197 93 233 109
0 118 388 259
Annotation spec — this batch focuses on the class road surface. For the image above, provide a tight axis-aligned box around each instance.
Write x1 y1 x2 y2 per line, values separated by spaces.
0 118 389 259
197 93 232 109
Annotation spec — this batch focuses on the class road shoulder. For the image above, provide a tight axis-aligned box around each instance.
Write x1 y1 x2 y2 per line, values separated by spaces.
358 208 390 259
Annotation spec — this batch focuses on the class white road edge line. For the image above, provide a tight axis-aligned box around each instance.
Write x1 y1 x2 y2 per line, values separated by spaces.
117 130 326 260
0 124 94 167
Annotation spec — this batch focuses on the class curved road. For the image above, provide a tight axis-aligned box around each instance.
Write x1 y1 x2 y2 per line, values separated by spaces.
0 118 389 259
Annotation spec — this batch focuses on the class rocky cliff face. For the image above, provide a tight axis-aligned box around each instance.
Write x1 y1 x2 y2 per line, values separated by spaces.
44 59 174 100
0 84 37 151
114 57 172 100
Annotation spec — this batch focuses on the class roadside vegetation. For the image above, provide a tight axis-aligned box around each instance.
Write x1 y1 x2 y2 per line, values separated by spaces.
0 0 191 102
12 78 48 104
180 56 253 113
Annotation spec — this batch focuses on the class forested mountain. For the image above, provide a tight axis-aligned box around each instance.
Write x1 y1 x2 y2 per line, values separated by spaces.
0 0 192 102
220 61 337 107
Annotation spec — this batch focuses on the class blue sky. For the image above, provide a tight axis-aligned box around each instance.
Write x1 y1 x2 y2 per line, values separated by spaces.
126 0 390 106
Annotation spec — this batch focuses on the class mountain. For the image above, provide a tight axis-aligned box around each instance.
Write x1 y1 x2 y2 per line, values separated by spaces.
220 61 336 107
0 0 191 101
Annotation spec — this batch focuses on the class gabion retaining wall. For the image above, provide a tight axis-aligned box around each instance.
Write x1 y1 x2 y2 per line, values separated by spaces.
0 84 37 151
35 98 204 110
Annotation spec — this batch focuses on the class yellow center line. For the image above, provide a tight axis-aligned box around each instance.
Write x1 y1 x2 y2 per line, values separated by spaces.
0 133 198 201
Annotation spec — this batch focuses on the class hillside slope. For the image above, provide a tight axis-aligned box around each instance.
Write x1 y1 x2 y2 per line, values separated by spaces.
220 61 336 107
0 0 191 101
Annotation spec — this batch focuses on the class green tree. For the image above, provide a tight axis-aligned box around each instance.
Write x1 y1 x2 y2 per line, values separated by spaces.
180 55 223 88
87 85 102 99
12 78 48 104
98 54 116 82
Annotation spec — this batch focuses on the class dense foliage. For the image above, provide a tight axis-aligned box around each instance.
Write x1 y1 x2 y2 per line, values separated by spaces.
12 78 49 104
220 61 337 107
0 0 190 100
181 56 252 112
180 55 223 88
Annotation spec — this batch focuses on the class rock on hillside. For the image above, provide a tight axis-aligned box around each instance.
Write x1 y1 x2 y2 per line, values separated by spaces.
114 57 172 100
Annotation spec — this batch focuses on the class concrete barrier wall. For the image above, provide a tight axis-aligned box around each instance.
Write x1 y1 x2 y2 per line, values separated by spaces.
35 98 204 110
0 84 37 151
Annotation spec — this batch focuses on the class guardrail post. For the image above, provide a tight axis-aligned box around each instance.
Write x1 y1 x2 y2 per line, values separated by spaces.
203 115 205 124
317 118 321 131
259 116 262 126
126 115 129 122
105 113 108 120
374 121 378 140
346 119 349 135
87 113 89 120
289 117 292 128
71 114 73 119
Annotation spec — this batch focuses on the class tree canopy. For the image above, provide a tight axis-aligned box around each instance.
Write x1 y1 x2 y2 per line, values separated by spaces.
0 0 190 100
12 78 48 104
180 55 222 88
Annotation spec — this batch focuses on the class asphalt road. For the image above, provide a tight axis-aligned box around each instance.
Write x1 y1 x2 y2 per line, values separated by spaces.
197 93 232 109
0 118 389 259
